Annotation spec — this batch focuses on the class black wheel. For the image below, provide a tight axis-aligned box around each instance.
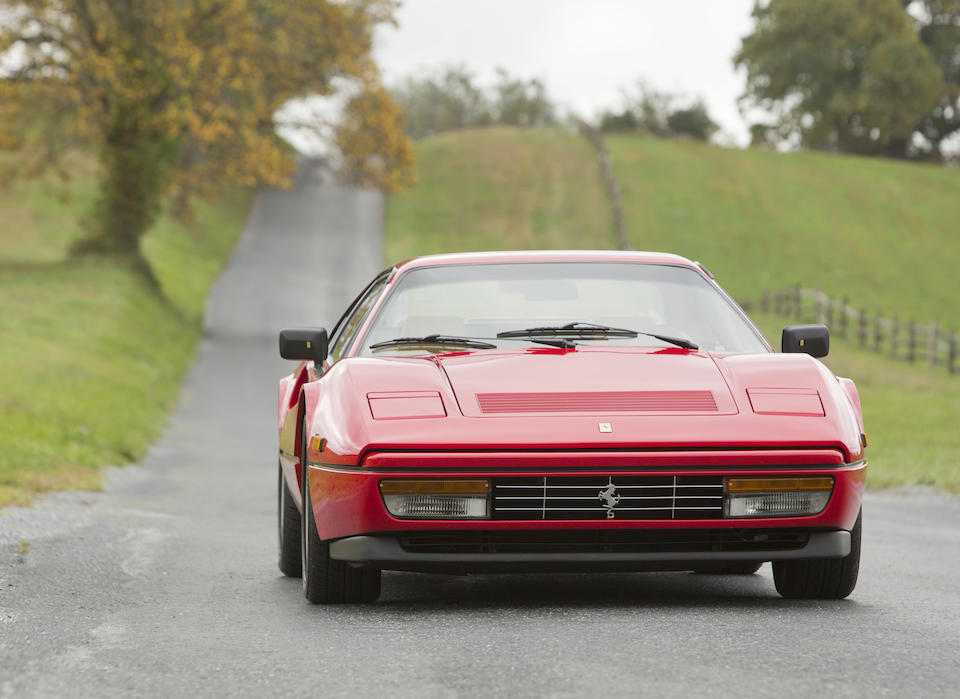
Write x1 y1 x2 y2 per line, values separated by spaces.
693 561 763 575
773 510 861 599
277 462 301 577
300 424 381 604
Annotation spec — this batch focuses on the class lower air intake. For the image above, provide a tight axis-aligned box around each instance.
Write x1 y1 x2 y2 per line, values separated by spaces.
398 530 810 555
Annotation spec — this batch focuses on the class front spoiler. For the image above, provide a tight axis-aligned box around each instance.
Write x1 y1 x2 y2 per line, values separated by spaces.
329 530 850 574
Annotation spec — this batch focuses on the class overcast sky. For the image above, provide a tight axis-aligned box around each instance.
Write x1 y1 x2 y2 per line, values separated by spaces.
374 0 757 144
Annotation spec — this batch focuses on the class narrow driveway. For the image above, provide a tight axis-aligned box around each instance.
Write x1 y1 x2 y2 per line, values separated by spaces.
1 162 958 697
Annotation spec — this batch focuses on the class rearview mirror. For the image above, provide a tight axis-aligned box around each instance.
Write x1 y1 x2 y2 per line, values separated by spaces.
781 324 829 358
279 327 328 364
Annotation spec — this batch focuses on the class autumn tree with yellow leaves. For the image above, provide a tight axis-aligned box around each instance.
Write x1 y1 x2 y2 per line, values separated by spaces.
0 0 414 272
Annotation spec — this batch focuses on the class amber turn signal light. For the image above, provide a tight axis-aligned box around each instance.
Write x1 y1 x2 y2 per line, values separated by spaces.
379 479 490 519
724 476 834 518
379 480 489 495
725 476 834 493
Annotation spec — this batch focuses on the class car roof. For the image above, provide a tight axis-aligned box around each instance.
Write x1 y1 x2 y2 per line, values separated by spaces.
393 250 699 274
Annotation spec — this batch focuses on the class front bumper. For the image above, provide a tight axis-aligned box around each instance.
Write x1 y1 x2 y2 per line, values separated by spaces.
305 451 867 545
329 529 851 573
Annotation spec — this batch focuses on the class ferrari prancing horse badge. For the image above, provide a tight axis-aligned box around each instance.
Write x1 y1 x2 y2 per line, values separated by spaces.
598 478 621 519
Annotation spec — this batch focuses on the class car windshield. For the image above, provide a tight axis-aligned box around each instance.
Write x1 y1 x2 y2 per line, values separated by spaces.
358 262 768 355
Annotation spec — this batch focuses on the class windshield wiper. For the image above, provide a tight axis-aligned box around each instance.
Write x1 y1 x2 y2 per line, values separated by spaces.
646 333 698 350
496 322 698 350
369 335 496 351
526 338 577 349
497 322 636 339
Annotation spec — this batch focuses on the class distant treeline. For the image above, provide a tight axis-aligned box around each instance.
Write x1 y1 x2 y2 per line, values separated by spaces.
390 67 557 141
597 81 718 141
390 67 718 142
393 1 959 163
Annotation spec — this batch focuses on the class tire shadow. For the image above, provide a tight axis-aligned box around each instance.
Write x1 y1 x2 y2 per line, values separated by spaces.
360 567 863 613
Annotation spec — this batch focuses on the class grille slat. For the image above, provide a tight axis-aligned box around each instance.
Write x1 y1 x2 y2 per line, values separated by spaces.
495 484 723 490
496 495 723 501
495 507 719 512
492 475 724 520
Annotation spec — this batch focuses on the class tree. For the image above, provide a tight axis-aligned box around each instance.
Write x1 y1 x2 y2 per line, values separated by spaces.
666 101 718 141
491 68 556 127
619 79 673 136
598 80 718 141
390 66 493 140
735 0 943 157
389 66 557 140
0 0 413 274
336 83 416 192
599 110 638 133
903 0 960 157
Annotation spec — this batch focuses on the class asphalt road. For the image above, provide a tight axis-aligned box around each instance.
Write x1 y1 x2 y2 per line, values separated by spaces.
2 161 959 698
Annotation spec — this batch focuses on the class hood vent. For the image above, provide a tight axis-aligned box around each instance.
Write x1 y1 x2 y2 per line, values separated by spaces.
476 390 717 414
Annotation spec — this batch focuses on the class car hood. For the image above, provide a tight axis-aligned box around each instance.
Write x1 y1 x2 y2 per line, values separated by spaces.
437 347 739 416
312 347 864 462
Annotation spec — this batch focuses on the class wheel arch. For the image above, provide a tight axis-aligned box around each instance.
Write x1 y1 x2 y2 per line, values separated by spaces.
296 381 324 489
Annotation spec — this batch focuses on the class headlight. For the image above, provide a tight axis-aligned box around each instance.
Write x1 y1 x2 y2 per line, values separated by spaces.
380 479 489 519
724 476 833 518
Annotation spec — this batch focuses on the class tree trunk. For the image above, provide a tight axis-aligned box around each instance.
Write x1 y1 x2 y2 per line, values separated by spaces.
72 112 177 287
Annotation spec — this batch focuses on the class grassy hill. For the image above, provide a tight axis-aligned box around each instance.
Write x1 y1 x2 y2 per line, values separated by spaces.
385 127 614 262
608 136 960 324
0 162 250 507
388 128 960 324
385 127 960 491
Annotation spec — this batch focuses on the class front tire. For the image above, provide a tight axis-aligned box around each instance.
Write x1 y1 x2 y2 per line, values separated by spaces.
277 462 301 577
301 446 381 604
773 510 861 599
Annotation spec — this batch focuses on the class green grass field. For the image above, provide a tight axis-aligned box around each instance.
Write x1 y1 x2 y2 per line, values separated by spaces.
0 166 250 507
385 128 960 492
385 127 614 262
608 136 960 324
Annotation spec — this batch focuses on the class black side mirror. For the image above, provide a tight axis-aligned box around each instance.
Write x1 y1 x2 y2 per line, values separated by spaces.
279 327 328 364
782 324 829 358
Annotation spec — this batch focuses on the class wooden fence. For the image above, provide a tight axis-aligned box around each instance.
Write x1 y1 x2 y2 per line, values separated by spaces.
740 286 957 373
576 120 630 251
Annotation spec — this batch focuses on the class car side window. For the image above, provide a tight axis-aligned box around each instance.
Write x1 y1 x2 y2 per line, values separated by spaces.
327 276 388 363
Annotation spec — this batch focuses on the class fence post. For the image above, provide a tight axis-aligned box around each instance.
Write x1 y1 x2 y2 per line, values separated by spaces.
761 292 770 313
929 322 939 366
908 320 916 362
826 296 834 331
891 315 900 359
839 297 849 339
815 288 824 324
858 308 867 347
949 331 957 374
873 313 882 352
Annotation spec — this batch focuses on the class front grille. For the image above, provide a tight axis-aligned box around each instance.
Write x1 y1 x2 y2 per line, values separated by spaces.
492 475 724 520
398 529 809 555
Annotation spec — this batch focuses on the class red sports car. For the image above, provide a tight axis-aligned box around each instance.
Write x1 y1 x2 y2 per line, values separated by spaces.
276 251 866 603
